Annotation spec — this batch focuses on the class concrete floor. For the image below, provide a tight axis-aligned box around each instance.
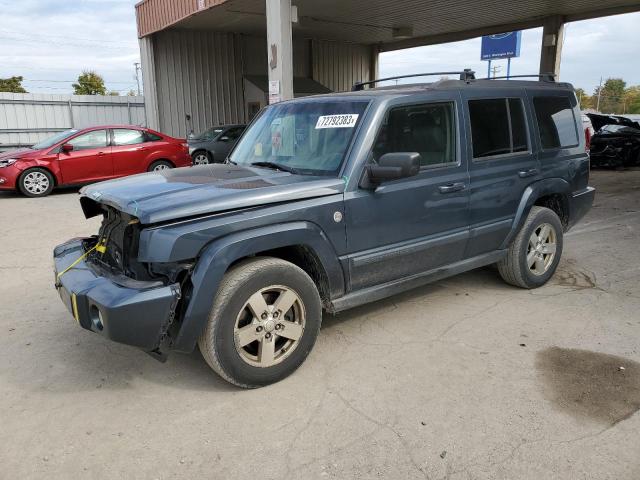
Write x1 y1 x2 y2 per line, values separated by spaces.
1 169 639 480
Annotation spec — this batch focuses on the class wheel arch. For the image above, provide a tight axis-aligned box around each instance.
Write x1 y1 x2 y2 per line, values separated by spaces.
18 165 58 187
501 178 571 249
148 158 175 170
170 221 345 353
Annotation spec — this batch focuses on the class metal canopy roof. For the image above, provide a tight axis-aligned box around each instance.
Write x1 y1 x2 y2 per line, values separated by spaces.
136 0 640 50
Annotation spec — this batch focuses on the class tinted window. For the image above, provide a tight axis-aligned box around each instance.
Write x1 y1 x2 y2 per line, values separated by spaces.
113 129 145 146
146 132 163 141
469 98 529 158
374 102 456 167
68 130 108 151
509 99 528 153
225 127 245 140
533 96 578 149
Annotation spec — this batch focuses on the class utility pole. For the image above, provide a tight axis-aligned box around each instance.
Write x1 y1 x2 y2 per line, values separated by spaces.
491 65 502 78
134 62 142 96
596 76 603 112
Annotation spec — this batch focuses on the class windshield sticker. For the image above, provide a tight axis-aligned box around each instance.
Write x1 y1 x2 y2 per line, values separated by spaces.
315 114 359 129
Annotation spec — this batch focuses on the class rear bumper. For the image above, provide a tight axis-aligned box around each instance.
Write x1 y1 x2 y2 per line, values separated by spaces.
53 239 180 352
567 186 595 230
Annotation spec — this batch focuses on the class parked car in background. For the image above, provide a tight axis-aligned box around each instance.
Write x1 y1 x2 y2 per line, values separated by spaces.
188 124 246 165
0 126 190 197
53 74 594 387
587 113 640 167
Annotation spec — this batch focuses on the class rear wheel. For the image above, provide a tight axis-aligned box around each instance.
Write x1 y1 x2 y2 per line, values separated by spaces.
192 150 212 165
18 168 54 197
148 160 174 172
198 257 322 388
497 206 563 288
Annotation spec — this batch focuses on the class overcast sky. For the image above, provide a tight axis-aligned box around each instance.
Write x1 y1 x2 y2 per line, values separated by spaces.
0 1 638 96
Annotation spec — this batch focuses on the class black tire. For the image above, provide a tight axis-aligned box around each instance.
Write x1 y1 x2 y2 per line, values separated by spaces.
147 160 174 172
18 167 54 197
497 206 564 289
198 257 322 388
192 150 212 165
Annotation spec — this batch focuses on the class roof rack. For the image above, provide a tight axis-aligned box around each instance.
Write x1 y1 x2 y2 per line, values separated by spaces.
352 69 476 91
485 73 556 82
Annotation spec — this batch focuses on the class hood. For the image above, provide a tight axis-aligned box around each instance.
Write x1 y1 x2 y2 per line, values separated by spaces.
80 164 345 224
0 148 39 160
587 113 640 132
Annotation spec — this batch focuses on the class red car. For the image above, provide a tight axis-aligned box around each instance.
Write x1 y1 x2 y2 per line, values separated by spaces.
0 125 191 197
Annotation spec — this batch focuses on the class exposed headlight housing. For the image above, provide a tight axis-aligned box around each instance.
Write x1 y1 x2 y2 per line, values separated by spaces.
0 158 18 168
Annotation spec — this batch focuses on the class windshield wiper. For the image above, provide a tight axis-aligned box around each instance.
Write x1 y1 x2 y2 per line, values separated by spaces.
250 161 298 174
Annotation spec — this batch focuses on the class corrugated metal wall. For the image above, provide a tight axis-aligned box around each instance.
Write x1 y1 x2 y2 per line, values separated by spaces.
0 93 145 151
312 40 372 92
153 30 245 138
147 31 372 136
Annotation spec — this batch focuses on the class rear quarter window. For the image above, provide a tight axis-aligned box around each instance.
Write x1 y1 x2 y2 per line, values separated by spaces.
532 96 579 149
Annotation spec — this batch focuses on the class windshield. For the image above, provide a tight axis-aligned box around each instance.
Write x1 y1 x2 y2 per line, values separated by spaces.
193 127 224 141
229 100 369 175
32 129 77 150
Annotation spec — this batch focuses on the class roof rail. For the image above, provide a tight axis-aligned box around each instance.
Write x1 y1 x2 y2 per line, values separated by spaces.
352 69 476 91
485 73 556 82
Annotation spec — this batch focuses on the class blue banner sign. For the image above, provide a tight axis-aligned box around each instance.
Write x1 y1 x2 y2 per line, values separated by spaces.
481 32 522 60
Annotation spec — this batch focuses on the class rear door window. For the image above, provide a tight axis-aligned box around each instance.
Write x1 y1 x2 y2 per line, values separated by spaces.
113 129 146 146
532 96 579 149
468 98 529 159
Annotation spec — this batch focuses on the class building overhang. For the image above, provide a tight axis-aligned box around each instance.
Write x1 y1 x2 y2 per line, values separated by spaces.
136 0 640 50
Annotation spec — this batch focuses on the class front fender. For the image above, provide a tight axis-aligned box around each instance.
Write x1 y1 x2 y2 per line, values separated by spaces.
171 221 345 353
500 177 571 249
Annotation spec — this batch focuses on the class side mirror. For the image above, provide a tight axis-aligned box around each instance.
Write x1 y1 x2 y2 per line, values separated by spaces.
362 152 421 188
219 135 230 142
61 143 74 153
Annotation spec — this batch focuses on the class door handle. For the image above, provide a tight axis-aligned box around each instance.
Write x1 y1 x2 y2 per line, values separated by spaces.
97 151 106 156
518 168 539 178
438 182 466 194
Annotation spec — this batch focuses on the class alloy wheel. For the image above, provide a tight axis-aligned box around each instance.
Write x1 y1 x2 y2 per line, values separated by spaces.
193 153 209 165
527 223 557 275
23 171 50 195
233 285 306 368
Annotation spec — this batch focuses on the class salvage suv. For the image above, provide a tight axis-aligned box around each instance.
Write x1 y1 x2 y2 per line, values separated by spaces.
53 71 594 388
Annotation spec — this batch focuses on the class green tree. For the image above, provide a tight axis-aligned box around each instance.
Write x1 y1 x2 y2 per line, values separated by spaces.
623 86 640 114
72 71 106 95
0 76 27 93
107 90 120 96
574 88 593 110
126 89 137 96
595 78 626 113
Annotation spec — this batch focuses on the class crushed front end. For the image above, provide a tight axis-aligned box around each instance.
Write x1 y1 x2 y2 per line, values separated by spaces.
53 206 186 359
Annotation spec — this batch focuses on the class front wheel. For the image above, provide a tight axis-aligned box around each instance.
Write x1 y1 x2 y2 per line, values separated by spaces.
18 168 54 197
198 257 322 388
497 206 564 289
148 160 174 172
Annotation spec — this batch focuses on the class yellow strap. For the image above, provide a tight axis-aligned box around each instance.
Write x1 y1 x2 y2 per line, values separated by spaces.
56 241 105 281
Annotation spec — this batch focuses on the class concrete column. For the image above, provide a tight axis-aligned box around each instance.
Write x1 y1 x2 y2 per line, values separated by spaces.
369 44 380 82
138 35 160 130
266 0 294 103
539 16 565 80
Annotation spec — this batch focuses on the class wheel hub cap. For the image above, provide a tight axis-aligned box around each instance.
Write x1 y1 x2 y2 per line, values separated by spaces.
233 285 306 368
527 223 557 276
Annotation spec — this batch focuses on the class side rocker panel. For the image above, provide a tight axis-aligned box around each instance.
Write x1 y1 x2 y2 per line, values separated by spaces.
172 221 345 353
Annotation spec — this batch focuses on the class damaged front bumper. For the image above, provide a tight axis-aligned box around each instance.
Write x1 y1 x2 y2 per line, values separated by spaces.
53 239 181 357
